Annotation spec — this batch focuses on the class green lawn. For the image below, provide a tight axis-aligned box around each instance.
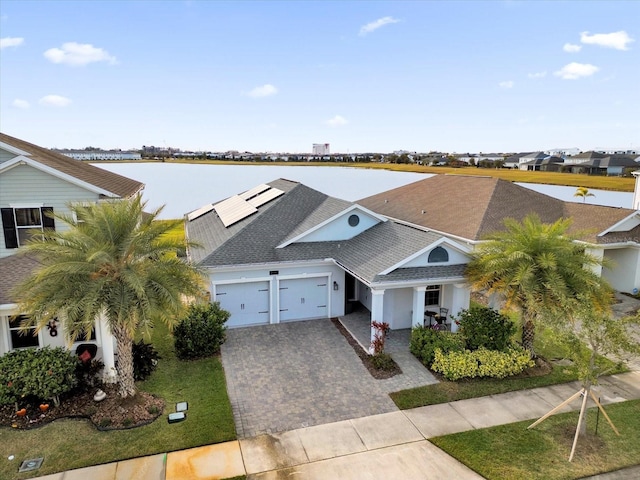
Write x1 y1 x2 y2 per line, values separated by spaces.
1 322 236 480
430 400 640 480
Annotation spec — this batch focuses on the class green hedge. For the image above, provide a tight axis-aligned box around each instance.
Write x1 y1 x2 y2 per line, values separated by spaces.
0 347 78 406
410 326 466 367
432 347 535 381
456 305 516 352
174 302 229 360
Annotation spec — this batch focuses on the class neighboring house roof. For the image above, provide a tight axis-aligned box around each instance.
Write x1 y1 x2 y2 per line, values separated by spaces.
520 152 549 161
521 156 564 166
578 156 639 169
0 254 41 305
187 179 466 285
570 151 607 161
0 132 144 198
357 174 636 244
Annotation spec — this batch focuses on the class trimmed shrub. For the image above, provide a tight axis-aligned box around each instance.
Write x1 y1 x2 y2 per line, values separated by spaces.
410 326 465 367
0 347 78 406
371 352 395 371
132 340 161 381
456 305 516 352
75 358 105 390
431 347 535 381
174 302 229 360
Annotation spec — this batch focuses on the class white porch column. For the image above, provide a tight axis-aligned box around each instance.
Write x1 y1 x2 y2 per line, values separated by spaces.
369 289 385 354
99 314 117 383
412 286 426 328
450 283 471 333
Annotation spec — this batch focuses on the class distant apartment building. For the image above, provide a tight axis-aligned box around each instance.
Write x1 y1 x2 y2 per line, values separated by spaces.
312 143 330 155
56 149 141 161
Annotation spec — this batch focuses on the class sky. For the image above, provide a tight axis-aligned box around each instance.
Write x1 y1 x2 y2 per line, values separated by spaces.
1 1 639 154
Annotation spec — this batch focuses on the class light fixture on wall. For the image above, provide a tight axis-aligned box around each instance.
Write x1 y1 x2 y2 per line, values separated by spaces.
333 281 339 291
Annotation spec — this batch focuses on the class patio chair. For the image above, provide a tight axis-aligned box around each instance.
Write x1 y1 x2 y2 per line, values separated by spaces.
436 308 449 329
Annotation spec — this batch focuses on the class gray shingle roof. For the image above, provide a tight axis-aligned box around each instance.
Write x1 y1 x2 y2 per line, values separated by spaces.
0 254 41 305
0 132 144 198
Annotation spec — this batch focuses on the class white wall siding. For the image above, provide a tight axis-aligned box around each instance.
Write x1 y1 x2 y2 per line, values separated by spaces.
0 164 99 256
295 210 380 243
602 247 640 292
403 246 468 268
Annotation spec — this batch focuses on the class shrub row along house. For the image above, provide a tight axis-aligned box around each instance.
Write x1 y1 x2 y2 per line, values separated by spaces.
0 132 144 378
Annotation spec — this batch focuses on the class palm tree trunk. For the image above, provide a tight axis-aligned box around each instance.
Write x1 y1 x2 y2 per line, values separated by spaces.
522 317 536 358
113 324 136 398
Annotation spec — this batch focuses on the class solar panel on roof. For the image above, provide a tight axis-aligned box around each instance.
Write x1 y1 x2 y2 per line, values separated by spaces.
247 188 284 208
187 203 215 222
214 195 257 227
239 183 270 201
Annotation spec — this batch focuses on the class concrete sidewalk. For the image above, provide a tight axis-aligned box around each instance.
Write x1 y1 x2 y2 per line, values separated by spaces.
30 371 640 480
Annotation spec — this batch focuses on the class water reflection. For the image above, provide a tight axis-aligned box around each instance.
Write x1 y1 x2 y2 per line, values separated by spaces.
96 163 633 219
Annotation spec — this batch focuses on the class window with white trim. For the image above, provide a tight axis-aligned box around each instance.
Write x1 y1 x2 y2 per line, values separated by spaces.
1 206 55 249
8 315 40 349
424 285 441 306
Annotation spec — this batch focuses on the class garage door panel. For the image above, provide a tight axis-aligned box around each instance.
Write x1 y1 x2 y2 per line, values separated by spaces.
279 277 328 322
215 281 269 327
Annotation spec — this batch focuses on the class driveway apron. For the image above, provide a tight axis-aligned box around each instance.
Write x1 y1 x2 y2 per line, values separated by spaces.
221 319 400 438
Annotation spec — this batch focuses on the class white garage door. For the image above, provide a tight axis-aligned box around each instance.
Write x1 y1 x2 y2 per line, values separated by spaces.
279 277 328 322
215 281 270 327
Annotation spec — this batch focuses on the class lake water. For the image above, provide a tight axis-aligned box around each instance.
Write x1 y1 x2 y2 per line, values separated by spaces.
95 163 634 219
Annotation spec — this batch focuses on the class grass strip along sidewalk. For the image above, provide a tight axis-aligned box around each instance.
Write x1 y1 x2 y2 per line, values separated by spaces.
430 399 640 480
0 321 236 480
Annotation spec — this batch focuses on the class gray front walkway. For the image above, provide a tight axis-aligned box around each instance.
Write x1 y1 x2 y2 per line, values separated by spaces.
220 317 437 438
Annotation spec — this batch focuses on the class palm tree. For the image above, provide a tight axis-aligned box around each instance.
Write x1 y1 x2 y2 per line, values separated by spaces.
465 214 610 356
574 186 595 203
14 196 205 398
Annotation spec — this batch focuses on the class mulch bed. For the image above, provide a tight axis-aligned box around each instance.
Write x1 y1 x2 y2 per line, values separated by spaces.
331 318 402 379
0 384 164 431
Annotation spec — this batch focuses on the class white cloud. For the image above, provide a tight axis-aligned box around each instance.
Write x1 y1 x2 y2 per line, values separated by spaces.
326 115 348 127
527 71 547 79
0 37 24 49
246 84 278 98
580 31 634 50
563 43 582 53
554 62 599 80
359 16 400 36
12 99 30 109
499 80 514 89
39 95 72 107
44 42 117 66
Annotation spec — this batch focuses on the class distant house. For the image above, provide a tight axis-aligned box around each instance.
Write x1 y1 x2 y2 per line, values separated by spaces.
565 152 639 176
55 149 142 161
520 155 564 172
358 174 640 293
0 133 144 378
186 179 472 345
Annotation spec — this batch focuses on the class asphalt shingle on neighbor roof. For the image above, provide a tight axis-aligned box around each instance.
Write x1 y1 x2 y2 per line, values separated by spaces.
0 132 144 199
357 174 638 243
0 254 41 304
187 179 465 284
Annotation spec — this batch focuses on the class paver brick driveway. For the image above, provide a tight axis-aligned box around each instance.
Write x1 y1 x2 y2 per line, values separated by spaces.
221 319 400 438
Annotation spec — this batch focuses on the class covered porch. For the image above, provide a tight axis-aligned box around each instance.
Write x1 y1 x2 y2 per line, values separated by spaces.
338 305 439 390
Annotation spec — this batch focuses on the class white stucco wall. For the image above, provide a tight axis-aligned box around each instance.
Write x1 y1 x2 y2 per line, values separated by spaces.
602 247 640 292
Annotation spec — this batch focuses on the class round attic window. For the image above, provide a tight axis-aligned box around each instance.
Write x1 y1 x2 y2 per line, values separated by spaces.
348 214 360 227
